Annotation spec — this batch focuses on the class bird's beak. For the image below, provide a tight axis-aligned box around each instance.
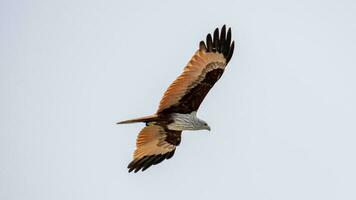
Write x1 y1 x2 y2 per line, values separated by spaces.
206 126 211 131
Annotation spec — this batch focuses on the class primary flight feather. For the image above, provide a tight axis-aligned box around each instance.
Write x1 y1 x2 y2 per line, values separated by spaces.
118 25 235 173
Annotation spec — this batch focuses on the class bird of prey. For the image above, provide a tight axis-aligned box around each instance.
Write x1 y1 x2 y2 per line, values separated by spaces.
118 25 235 173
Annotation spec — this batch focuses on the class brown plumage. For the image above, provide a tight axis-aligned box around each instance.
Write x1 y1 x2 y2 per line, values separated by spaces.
127 125 181 172
157 26 234 114
118 25 235 173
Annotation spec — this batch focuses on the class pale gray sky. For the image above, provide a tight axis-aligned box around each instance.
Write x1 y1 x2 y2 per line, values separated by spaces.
1 0 356 199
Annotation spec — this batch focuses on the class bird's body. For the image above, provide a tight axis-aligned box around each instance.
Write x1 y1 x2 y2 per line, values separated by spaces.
118 25 235 172
120 112 208 131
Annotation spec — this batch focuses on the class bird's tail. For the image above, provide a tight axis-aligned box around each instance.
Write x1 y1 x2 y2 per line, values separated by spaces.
116 114 158 124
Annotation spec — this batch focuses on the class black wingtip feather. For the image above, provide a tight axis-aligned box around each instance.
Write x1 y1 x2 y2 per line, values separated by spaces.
153 155 166 165
220 25 226 51
131 156 150 173
141 156 156 171
201 25 235 64
206 34 213 51
127 150 176 173
199 41 207 51
213 28 220 52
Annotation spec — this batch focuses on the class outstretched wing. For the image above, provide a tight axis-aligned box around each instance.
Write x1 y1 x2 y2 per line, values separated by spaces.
157 25 235 114
128 125 182 173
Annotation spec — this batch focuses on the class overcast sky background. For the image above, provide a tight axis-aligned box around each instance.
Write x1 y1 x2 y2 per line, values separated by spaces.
1 0 356 199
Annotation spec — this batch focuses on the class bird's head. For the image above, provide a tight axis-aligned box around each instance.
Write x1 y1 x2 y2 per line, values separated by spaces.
199 120 211 131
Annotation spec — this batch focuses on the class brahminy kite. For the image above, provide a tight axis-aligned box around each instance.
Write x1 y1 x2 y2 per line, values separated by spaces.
118 25 235 173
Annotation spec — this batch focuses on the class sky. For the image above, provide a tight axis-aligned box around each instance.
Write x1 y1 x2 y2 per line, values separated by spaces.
1 0 356 199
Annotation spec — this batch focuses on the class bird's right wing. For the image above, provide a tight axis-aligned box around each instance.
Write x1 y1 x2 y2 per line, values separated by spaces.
156 25 235 114
128 125 182 173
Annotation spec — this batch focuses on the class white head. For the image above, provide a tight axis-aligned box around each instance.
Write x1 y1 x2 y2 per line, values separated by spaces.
194 118 211 131
200 120 211 131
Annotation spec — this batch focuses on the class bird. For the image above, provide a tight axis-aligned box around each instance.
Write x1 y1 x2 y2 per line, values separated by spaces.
118 25 235 173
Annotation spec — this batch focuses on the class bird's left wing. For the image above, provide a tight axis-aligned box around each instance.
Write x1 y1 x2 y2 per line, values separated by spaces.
157 25 235 114
128 124 182 173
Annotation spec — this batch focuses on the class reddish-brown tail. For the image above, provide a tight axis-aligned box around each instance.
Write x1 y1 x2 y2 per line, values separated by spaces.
116 114 158 124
